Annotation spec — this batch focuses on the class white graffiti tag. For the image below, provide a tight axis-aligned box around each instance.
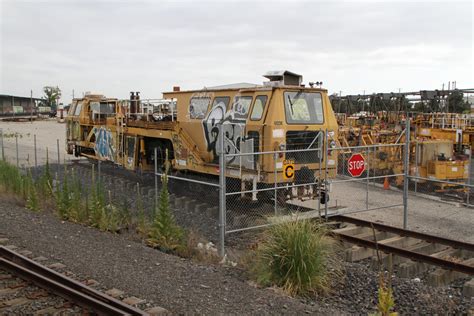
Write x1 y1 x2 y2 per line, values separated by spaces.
202 98 254 168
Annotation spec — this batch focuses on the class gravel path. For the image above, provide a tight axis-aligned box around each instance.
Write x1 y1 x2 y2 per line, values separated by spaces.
0 199 339 315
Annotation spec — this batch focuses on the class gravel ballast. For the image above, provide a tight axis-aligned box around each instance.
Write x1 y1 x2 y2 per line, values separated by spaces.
0 199 338 315
2 198 473 314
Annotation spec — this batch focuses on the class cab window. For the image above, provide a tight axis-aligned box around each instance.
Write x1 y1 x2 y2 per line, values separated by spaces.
232 96 253 120
189 97 210 119
250 95 267 121
284 91 323 124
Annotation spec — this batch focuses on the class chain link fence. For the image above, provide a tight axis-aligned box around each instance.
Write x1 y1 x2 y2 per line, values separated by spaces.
1 121 473 256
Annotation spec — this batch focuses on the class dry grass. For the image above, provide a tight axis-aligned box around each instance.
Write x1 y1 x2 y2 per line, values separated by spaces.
250 216 344 296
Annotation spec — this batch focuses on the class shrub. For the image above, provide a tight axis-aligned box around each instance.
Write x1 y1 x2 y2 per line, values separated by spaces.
147 174 184 253
251 217 340 296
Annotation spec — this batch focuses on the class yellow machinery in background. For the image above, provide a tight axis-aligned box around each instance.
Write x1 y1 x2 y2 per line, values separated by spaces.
336 112 470 190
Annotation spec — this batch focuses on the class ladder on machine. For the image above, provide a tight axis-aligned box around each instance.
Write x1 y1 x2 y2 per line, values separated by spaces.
117 115 125 164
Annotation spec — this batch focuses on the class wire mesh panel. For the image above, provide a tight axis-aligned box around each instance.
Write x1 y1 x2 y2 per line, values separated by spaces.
224 146 324 234
328 143 406 216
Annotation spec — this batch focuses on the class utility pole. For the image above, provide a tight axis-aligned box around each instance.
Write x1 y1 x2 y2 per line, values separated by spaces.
30 90 33 123
362 90 365 112
447 81 451 113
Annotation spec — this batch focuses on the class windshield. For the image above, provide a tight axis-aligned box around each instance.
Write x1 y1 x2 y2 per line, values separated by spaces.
284 91 323 124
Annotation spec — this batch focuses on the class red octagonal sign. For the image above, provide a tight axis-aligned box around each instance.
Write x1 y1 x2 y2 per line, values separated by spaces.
348 153 366 177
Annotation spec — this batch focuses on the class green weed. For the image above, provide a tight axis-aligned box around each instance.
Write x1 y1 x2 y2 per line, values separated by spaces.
146 172 184 253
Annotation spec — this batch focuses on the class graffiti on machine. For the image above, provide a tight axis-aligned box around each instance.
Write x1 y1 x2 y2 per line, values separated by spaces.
202 95 255 168
93 127 115 161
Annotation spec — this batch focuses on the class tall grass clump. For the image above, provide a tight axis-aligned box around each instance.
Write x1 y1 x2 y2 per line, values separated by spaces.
88 166 106 227
56 169 72 219
25 169 39 211
0 160 24 194
251 218 341 296
68 169 87 222
135 183 149 236
37 151 53 197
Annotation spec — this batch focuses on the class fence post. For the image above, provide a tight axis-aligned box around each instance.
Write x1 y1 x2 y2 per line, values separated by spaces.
467 148 471 206
98 160 101 184
274 152 278 215
414 141 419 195
0 128 4 161
318 131 322 216
324 129 328 219
34 134 37 170
15 133 19 168
403 118 411 229
218 126 226 257
366 146 370 211
56 139 60 176
154 147 158 208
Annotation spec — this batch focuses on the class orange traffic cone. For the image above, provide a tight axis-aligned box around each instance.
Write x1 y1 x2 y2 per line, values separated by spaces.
383 177 390 190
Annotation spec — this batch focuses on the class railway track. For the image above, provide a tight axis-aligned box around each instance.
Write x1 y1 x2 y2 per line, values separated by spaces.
0 246 147 315
330 215 474 285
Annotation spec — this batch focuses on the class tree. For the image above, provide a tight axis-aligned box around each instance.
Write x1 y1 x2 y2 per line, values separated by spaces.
43 86 61 110
447 90 470 113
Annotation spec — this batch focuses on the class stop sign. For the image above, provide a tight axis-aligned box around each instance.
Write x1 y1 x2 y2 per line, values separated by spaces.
348 153 366 177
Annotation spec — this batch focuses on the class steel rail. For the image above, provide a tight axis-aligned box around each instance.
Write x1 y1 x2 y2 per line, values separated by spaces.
330 216 474 275
333 233 474 275
0 247 147 316
331 215 474 252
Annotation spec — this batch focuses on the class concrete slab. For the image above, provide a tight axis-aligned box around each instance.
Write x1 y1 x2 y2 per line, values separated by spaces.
427 258 474 287
462 279 474 298
398 247 458 279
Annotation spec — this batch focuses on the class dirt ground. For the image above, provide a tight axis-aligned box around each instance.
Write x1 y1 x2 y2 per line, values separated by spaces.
0 119 69 167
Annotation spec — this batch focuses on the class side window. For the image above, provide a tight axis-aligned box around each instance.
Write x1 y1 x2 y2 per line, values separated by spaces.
74 101 83 116
127 137 135 159
69 103 77 116
250 95 268 121
211 96 230 109
189 97 210 119
232 96 253 120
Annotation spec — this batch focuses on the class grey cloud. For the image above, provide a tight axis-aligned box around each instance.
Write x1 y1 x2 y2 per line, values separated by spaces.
0 0 472 101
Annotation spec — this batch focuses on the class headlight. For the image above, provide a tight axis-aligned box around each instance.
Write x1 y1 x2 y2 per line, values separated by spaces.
279 143 286 158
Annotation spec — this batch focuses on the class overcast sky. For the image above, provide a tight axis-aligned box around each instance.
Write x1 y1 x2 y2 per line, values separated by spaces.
0 0 472 102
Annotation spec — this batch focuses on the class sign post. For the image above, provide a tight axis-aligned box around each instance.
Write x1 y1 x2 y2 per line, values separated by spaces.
348 153 366 177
